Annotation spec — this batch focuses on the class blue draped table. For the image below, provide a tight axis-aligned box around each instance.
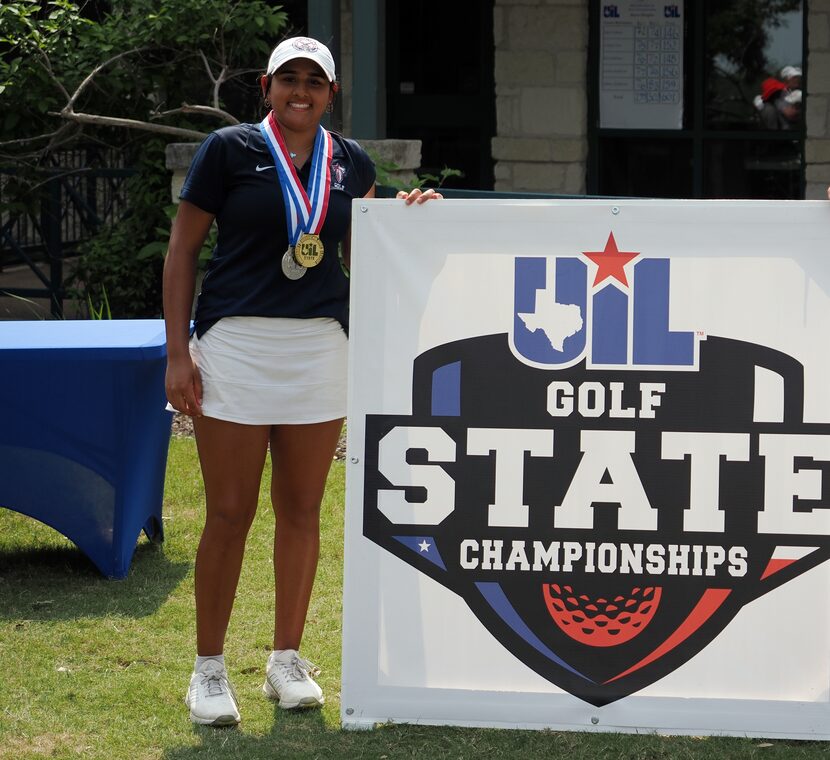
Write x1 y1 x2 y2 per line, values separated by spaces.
0 320 173 578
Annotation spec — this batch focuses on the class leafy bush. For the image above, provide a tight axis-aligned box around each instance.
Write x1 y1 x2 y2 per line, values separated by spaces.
0 0 289 149
1 0 286 318
68 142 170 318
369 151 463 192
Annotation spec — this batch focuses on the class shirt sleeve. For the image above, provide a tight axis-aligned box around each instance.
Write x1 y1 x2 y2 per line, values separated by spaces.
179 132 227 215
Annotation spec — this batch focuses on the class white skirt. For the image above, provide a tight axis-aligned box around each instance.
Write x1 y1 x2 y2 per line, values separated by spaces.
190 316 347 425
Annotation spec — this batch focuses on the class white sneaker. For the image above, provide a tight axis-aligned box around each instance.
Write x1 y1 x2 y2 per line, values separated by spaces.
262 650 324 709
185 659 241 726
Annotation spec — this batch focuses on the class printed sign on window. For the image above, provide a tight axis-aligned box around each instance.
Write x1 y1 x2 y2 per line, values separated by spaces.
600 1 684 129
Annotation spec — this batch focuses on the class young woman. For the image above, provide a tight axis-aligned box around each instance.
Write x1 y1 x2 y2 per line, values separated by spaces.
163 36 440 727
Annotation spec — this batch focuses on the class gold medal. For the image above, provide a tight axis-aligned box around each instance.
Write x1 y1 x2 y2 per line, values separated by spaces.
295 233 325 268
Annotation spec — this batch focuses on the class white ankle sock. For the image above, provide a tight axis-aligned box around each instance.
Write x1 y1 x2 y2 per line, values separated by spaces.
195 654 225 671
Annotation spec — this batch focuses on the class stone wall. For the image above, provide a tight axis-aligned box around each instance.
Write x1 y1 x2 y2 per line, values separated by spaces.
359 139 421 188
806 0 830 199
165 143 199 204
492 0 588 195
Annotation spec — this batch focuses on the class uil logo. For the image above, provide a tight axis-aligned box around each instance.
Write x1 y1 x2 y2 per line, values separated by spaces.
512 232 698 370
361 230 830 705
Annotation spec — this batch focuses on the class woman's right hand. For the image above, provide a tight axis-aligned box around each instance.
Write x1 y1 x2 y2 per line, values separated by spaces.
165 354 203 417
163 200 214 418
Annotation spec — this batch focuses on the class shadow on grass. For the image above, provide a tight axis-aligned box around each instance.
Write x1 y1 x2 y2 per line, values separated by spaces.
163 710 487 760
162 714 829 760
0 538 189 620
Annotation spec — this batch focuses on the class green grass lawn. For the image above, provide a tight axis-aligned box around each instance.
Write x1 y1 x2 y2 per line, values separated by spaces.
0 437 826 759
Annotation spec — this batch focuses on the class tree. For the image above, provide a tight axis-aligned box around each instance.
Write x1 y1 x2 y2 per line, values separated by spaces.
0 0 290 317
705 0 801 77
0 0 289 161
704 0 802 126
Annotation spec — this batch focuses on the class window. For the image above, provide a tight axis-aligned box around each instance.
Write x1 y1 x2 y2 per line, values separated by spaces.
589 1 805 198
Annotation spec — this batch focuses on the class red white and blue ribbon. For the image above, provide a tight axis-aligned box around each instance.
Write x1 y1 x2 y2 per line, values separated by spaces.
259 111 333 247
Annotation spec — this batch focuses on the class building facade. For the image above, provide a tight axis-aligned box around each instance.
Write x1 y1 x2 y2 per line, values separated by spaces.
324 0 828 199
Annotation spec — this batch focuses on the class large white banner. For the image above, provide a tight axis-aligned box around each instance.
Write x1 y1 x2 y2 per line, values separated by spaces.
342 199 830 738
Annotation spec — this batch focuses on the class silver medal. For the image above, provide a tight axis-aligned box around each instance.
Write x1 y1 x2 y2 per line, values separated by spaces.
282 247 306 280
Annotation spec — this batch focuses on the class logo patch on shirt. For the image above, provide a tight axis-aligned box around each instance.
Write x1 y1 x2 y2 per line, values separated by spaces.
256 164 276 172
331 161 347 190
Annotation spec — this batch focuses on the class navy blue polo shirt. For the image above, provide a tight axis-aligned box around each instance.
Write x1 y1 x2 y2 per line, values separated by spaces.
179 123 375 337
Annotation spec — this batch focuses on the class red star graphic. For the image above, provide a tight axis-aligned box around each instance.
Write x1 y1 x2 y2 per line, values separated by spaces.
582 232 640 287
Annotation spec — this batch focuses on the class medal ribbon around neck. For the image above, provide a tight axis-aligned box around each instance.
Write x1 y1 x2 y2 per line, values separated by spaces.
259 111 332 249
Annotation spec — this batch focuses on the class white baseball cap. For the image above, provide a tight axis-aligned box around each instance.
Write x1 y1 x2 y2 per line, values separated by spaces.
266 37 336 82
780 65 802 80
